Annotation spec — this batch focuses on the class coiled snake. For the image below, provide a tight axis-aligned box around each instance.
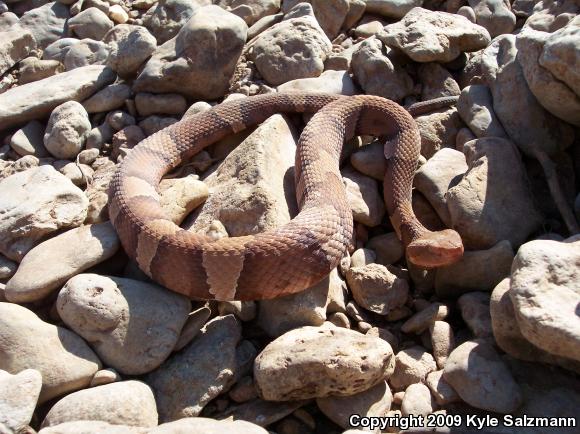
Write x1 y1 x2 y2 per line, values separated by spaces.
109 93 464 301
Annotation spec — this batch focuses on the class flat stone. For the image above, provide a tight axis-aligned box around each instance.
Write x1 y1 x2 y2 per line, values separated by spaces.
57 274 191 375
19 57 63 85
0 369 42 433
0 65 115 131
254 325 394 400
147 315 242 422
41 381 157 428
0 302 101 404
0 166 89 261
6 222 119 303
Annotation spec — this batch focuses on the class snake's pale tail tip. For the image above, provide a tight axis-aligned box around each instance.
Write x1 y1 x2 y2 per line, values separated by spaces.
406 229 464 269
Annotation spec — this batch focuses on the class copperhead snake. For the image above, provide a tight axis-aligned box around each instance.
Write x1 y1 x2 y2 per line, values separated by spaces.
109 93 464 301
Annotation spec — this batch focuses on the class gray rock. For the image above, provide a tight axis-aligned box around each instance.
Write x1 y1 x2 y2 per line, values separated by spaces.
0 369 42 433
0 166 88 261
425 370 460 405
510 238 580 362
63 38 110 70
457 84 508 138
414 107 464 159
435 240 514 297
447 138 542 249
228 0 281 27
443 340 522 413
350 141 386 181
364 0 424 19
57 274 191 375
378 7 490 63
103 24 157 78
317 381 392 429
251 3 331 85
68 7 114 40
0 65 115 131
254 325 395 400
20 2 70 49
366 232 404 265
458 292 493 338
9 120 49 157
351 37 414 102
5 222 119 302
135 92 187 116
41 381 157 428
219 399 305 428
82 83 132 113
342 166 386 227
0 302 101 403
143 0 204 44
417 63 461 100
18 57 63 84
401 302 448 334
0 255 17 281
147 315 242 422
277 70 357 95
0 25 35 76
44 101 91 159
468 0 516 37
135 5 247 99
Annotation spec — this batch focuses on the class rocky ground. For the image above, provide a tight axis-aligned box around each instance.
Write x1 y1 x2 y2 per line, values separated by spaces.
0 0 579 433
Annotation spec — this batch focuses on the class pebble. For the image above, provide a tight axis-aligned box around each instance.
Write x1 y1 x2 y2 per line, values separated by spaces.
365 233 404 265
41 381 157 428
18 57 63 84
0 369 42 433
9 120 50 157
254 326 395 400
148 417 269 434
401 383 433 417
389 346 437 391
68 7 114 40
103 24 157 78
6 222 119 302
425 370 460 406
401 303 448 335
430 320 454 369
82 83 132 113
89 368 121 387
0 302 101 403
135 92 187 117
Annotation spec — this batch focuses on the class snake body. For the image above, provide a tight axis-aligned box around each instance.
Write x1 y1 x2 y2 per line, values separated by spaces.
109 93 463 301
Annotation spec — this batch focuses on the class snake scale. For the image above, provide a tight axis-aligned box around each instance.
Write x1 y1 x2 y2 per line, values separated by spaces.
109 93 464 301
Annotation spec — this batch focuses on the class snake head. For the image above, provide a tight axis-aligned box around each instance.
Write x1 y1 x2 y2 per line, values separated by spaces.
406 229 464 268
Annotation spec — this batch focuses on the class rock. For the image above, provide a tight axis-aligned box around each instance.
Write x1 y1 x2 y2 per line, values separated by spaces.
228 0 281 27
57 274 191 375
414 107 464 159
378 8 490 63
0 302 101 403
364 0 424 19
218 301 256 322
42 38 79 63
41 381 157 428
187 114 297 236
254 326 394 400
135 5 247 100
346 263 409 315
148 417 269 434
0 369 42 433
457 84 508 138
443 340 522 413
517 387 580 434
159 175 208 225
38 421 142 434
258 269 345 337
55 161 94 187
251 4 331 85
147 315 242 422
425 370 460 405
509 238 580 362
143 0 203 44
430 320 454 368
5 222 119 302
350 248 376 268
417 63 461 100
9 120 50 157
0 25 35 76
109 4 129 23
173 306 211 351
90 368 121 387
365 233 404 265
138 116 178 136
135 92 187 117
20 2 70 49
277 70 357 95
82 83 132 113
468 0 516 37
434 240 514 297
401 303 448 334
388 346 437 391
351 37 414 102
316 381 392 429
18 57 63 84
220 399 306 428
446 138 542 249
103 24 157 78
516 27 580 127
401 383 433 417
43 101 91 159
480 34 574 158
342 166 385 227
68 9 114 40
350 141 386 181
457 292 493 338
0 65 115 131
0 255 17 281
63 39 110 70
413 148 467 226
111 125 146 161
0 166 88 261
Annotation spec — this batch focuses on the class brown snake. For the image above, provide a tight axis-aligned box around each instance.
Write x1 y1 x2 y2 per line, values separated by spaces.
109 93 464 301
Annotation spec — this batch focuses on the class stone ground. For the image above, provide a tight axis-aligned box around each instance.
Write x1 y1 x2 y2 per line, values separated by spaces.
0 0 579 433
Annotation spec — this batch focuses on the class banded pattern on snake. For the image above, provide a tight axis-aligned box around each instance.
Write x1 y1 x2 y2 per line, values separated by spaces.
109 93 464 301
